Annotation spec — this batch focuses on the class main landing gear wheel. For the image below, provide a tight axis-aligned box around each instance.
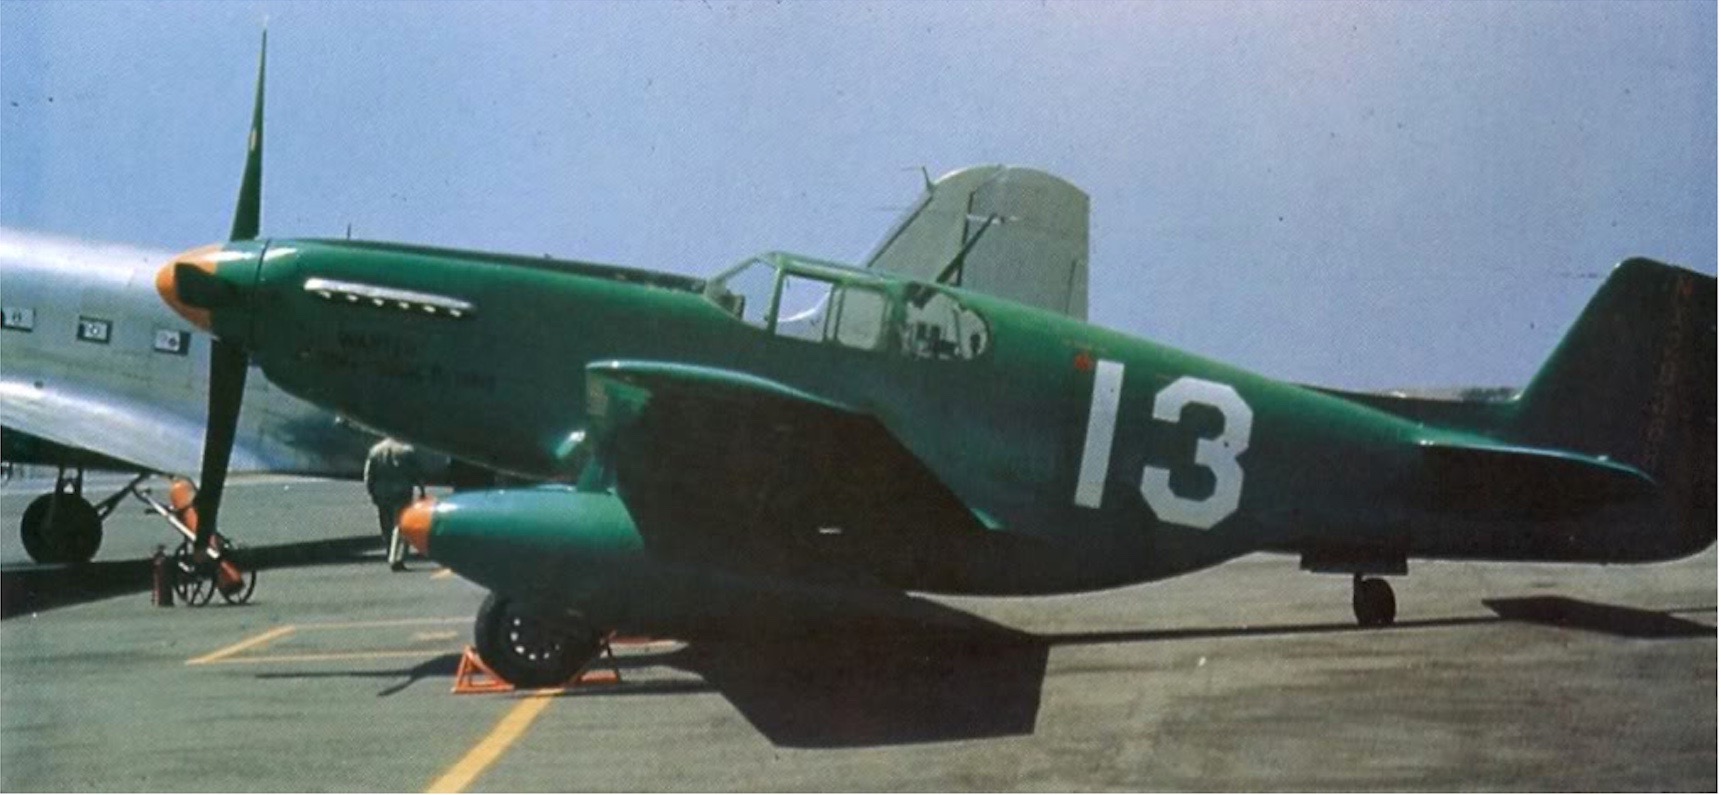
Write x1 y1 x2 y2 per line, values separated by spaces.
20 493 102 565
1352 575 1397 627
473 593 603 688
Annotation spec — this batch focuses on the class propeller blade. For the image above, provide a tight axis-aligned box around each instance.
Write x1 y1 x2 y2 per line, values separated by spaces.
192 30 266 551
192 338 248 550
229 29 266 243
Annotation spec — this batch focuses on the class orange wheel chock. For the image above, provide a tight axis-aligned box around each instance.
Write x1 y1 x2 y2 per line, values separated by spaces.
450 641 624 695
451 646 516 694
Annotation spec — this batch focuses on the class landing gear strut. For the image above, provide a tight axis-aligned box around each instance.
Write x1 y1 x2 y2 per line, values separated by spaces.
1351 574 1396 627
17 466 139 564
473 593 604 688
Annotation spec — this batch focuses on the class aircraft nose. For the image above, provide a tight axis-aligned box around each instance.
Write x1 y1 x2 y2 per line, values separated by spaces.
156 246 220 331
398 496 438 555
155 244 257 334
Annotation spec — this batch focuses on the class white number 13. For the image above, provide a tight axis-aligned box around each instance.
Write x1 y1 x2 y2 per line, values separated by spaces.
1074 365 1253 530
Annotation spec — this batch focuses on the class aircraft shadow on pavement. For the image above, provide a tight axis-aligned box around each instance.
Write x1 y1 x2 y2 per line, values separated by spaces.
242 621 1048 748
254 652 468 698
1041 597 1715 647
0 535 383 619
659 611 1048 749
1482 596 1716 639
254 649 722 700
653 592 1713 747
243 593 1046 748
233 592 1709 750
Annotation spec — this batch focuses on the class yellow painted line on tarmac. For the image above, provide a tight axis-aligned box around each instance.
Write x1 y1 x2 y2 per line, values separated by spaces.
425 690 557 793
201 649 452 665
299 616 467 630
431 568 456 580
186 625 297 665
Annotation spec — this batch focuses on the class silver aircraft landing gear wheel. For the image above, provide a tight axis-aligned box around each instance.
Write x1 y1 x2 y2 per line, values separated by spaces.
1351 575 1396 627
473 593 603 688
20 491 102 565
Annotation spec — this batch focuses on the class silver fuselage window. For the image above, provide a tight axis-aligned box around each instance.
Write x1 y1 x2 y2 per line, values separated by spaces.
2 306 34 332
76 316 112 344
153 328 192 355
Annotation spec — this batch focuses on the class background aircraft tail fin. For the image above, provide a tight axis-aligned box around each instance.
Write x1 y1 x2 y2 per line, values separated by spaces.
865 165 1089 320
1511 258 1716 552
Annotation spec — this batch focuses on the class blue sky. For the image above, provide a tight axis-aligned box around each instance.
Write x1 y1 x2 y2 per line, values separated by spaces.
2 1 1713 389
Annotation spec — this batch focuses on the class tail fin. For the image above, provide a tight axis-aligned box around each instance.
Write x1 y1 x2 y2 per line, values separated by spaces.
1512 258 1716 554
864 165 1090 320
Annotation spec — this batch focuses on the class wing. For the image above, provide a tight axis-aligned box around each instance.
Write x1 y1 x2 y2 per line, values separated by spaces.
0 376 270 476
581 360 997 591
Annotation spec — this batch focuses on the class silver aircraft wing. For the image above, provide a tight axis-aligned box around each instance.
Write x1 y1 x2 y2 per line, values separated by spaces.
0 226 369 478
0 376 261 475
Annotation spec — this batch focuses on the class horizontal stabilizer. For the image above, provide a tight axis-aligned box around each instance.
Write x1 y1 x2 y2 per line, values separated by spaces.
1419 441 1656 521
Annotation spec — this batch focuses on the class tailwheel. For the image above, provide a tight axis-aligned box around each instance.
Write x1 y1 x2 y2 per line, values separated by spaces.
1351 575 1397 627
20 491 103 565
473 593 603 688
172 540 218 606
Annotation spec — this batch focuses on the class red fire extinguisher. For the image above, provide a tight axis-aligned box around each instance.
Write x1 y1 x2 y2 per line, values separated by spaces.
151 546 174 607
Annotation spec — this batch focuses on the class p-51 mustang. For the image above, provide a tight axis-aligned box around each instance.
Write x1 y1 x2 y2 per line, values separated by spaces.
0 33 1085 573
158 40 1713 686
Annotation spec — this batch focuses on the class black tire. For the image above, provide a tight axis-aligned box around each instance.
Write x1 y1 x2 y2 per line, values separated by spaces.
172 541 217 606
473 593 602 688
1352 577 1397 627
218 543 259 605
20 492 103 565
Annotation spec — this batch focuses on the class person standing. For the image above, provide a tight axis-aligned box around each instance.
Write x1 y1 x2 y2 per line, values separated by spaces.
364 437 423 572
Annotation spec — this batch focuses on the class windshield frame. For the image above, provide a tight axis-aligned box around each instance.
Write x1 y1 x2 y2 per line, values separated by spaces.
704 251 890 331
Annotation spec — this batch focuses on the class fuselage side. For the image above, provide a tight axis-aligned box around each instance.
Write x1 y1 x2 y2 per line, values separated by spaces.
247 238 1668 595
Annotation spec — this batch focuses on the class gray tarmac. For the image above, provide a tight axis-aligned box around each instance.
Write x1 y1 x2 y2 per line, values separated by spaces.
0 476 1714 791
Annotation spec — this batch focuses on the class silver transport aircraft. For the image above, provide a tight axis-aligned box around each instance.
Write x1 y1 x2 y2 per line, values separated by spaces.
0 226 373 565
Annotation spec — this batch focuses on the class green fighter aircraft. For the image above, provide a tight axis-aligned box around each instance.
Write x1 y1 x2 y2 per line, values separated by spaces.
158 40 1714 688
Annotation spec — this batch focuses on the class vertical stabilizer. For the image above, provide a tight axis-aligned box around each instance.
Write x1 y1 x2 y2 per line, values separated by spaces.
1511 258 1716 553
865 165 1089 320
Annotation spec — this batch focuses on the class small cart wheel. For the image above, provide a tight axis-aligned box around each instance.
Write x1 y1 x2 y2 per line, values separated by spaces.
218 543 258 605
172 540 217 607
